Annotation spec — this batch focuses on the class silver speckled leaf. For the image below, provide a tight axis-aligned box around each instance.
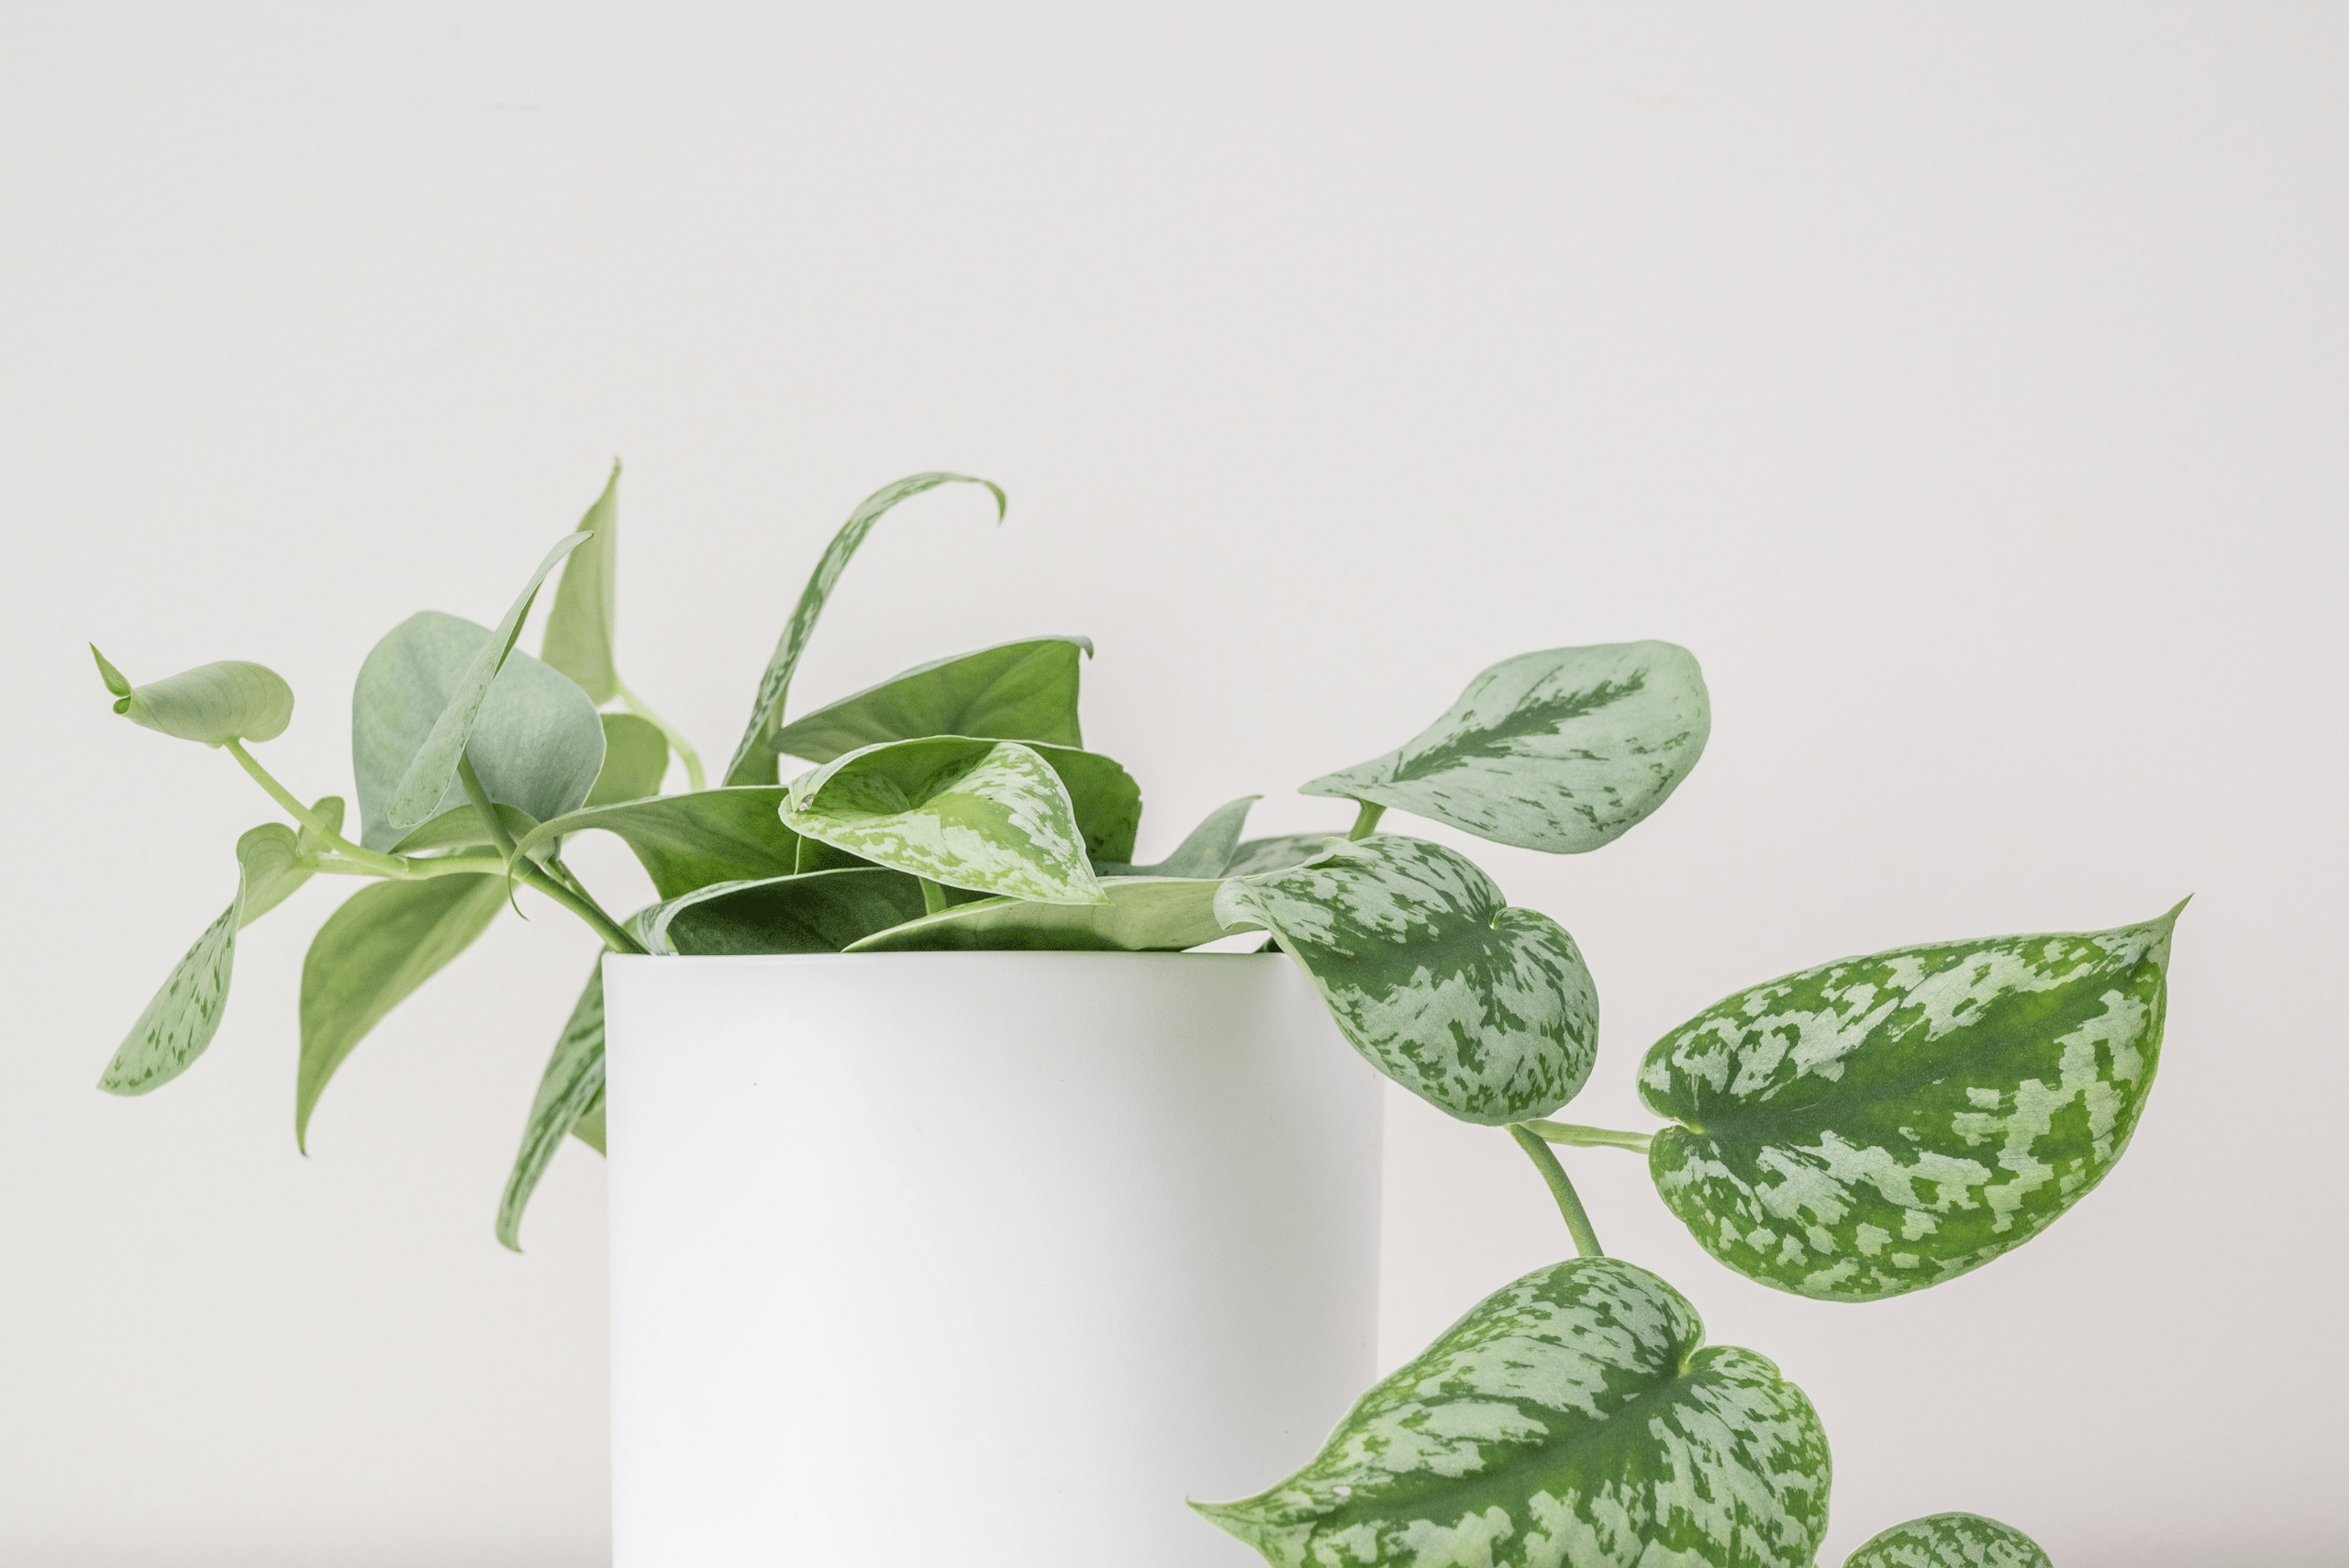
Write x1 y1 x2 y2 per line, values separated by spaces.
1845 1513 2052 1568
848 875 1230 952
497 962 607 1251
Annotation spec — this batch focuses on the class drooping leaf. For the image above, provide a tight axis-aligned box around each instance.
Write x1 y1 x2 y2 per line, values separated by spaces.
1097 795 1259 878
1845 1514 2052 1568
1639 905 2184 1302
849 876 1230 952
646 868 929 955
585 712 671 806
352 611 605 852
723 472 1007 785
782 738 1108 906
1224 830 1353 879
93 646 295 745
540 462 621 703
769 635 1092 763
1214 835 1598 1125
1303 642 1709 854
497 962 607 1251
513 788 803 900
386 531 591 832
1195 1257 1830 1568
295 873 508 1149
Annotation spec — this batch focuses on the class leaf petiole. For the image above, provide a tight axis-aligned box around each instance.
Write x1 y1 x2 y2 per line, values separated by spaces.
1347 800 1386 841
1508 1123 1604 1259
459 756 647 954
618 680 707 792
919 877 949 916
222 739 412 877
1520 1119 1655 1155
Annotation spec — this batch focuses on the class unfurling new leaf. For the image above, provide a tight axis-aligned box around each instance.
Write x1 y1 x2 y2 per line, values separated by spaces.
93 646 295 745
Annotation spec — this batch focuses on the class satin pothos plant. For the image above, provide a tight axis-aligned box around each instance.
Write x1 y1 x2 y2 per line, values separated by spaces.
93 466 2178 1568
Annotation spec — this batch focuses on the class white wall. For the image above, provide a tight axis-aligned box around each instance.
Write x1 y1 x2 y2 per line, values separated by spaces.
3 7 2342 1565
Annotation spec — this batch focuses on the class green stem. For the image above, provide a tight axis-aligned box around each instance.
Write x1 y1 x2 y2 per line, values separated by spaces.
618 681 707 792
920 877 949 917
222 739 411 876
459 756 646 954
1520 1119 1655 1155
1347 800 1386 840
295 851 507 879
1508 1124 1604 1259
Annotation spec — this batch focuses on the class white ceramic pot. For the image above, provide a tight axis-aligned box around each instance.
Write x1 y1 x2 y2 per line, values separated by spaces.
603 951 1384 1567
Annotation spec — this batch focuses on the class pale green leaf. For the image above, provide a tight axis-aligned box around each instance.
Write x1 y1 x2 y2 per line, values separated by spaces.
295 873 507 1149
388 802 545 858
540 462 621 703
849 875 1230 952
769 635 1092 762
586 712 671 806
352 611 605 852
1224 831 1355 878
386 531 591 831
234 822 307 928
646 868 929 955
1097 795 1259 878
572 1090 607 1154
783 737 1108 906
513 787 803 900
1640 904 2184 1302
1214 836 1598 1125
1195 1257 1830 1568
497 962 606 1251
1846 1514 2051 1568
93 646 295 745
723 472 1007 785
1303 642 1709 854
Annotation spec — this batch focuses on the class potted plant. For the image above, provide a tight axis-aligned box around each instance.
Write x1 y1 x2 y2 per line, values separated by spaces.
93 466 2179 1568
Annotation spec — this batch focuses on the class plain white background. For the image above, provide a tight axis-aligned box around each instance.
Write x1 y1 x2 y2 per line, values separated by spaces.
3 6 2343 1564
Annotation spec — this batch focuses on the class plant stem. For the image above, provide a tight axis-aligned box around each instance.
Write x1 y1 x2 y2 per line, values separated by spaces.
1520 1119 1656 1155
295 851 507 879
222 739 412 876
618 681 707 792
459 756 646 954
1508 1124 1604 1259
919 877 949 916
1347 800 1386 840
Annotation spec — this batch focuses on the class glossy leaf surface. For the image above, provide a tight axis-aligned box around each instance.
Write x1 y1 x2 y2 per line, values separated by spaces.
1845 1514 2051 1568
497 962 606 1251
723 472 1006 785
1640 906 2182 1301
94 647 295 744
513 788 801 900
769 635 1091 762
1303 642 1709 854
586 712 670 806
1214 836 1598 1124
1099 795 1259 878
1196 1257 1830 1568
849 875 1228 952
540 462 621 703
646 868 928 955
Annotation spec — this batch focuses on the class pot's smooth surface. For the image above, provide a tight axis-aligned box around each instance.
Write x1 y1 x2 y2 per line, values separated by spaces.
604 951 1383 1567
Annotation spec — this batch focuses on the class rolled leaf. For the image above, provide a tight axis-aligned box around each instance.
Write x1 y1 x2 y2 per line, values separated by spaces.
513 788 802 900
295 873 507 1149
646 868 929 955
386 530 591 831
585 712 671 806
1225 830 1350 878
1302 642 1709 854
1214 836 1598 1125
1195 1256 1830 1568
1640 905 2184 1302
769 635 1091 762
1098 795 1258 878
497 963 607 1251
352 611 605 852
1845 1514 2051 1568
849 876 1229 952
93 646 295 745
540 462 621 703
723 472 1007 785
783 738 1108 906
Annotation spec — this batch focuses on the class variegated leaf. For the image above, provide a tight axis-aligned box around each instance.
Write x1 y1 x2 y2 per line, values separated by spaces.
1225 830 1350 878
1030 741 1142 863
783 738 1108 906
93 646 295 745
1212 835 1598 1124
1302 642 1709 854
512 788 801 900
646 868 929 955
769 635 1091 762
1195 1257 1830 1568
1640 906 2184 1302
497 962 607 1251
1845 1513 2051 1568
1097 795 1259 878
849 875 1229 952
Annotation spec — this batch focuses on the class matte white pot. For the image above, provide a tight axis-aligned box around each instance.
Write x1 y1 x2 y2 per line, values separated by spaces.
602 951 1384 1567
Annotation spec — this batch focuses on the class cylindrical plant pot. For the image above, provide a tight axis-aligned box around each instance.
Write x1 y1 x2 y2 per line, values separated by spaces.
603 951 1385 1567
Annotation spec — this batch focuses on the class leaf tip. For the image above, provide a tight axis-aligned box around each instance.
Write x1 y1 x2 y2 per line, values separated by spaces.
89 642 132 698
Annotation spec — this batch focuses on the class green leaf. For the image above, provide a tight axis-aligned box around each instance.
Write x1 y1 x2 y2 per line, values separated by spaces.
1195 1256 1830 1568
513 787 803 900
386 531 592 832
1302 642 1709 854
1032 742 1143 863
769 635 1092 763
1639 905 2184 1303
782 738 1108 906
1214 836 1598 1125
388 802 545 858
1097 795 1259 878
647 868 930 955
234 822 308 928
497 962 607 1251
540 462 621 704
848 875 1230 952
586 712 671 806
352 611 606 852
1224 830 1351 878
1845 1515 2051 1568
572 1090 607 1154
723 472 1007 786
295 873 508 1150
93 646 295 745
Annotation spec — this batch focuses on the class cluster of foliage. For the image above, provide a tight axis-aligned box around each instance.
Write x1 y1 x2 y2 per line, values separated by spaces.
95 467 2179 1568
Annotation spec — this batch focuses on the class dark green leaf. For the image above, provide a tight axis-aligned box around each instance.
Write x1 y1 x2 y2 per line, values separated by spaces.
646 868 929 955
586 712 671 806
497 962 606 1251
769 635 1091 763
512 788 803 900
1032 742 1142 863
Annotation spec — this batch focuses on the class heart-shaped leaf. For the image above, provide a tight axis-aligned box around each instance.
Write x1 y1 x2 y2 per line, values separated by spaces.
93 646 295 745
1097 795 1259 878
769 635 1092 763
540 462 621 704
352 611 606 852
497 961 607 1252
645 868 930 955
1031 742 1142 863
1225 830 1351 878
512 788 805 900
295 873 508 1149
1845 1514 2051 1568
724 473 1006 785
848 875 1230 952
1213 835 1598 1125
585 712 671 806
1640 905 2183 1302
1195 1256 1830 1568
1303 642 1709 854
783 738 1108 906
